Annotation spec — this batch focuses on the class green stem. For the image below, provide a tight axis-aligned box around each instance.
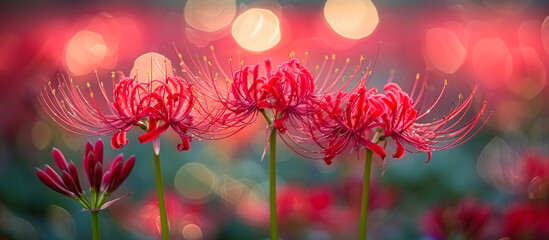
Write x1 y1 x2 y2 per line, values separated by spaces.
153 152 170 240
269 128 278 240
359 149 373 240
260 109 273 125
91 211 100 240
359 129 384 240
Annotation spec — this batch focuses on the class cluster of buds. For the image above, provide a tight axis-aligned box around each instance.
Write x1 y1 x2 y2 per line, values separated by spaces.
36 139 135 210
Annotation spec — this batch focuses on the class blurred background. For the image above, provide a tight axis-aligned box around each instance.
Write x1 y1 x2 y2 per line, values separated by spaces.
1 0 549 239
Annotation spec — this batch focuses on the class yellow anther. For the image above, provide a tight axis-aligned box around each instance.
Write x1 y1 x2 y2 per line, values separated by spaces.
208 61 212 67
240 60 244 66
305 51 309 56
331 53 336 60
335 68 339 73
226 78 233 84
94 69 98 73
360 55 364 61
90 92 94 98
416 73 420 80
52 89 56 95
369 70 373 75
182 69 187 73
458 93 463 100
48 81 51 85
444 79 448 85
229 58 232 63
315 65 320 70
325 55 328 60
203 56 207 62
210 45 214 51
346 58 350 64
86 82 91 88
178 53 183 58
424 83 428 89
60 100 64 104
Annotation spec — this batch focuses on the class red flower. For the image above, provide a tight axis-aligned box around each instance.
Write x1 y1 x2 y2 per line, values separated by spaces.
218 59 273 131
39 75 135 148
112 76 201 151
307 87 386 165
263 58 318 134
40 72 226 151
36 138 135 210
211 57 319 134
502 203 549 239
378 80 489 162
422 197 492 240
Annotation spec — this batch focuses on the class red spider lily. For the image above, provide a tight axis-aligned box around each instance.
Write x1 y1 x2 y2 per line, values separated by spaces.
307 87 386 165
112 75 212 151
262 58 318 134
422 197 492 240
36 138 135 210
502 203 549 239
220 59 273 131
378 78 490 162
39 70 227 151
196 57 319 134
271 55 391 164
39 74 134 146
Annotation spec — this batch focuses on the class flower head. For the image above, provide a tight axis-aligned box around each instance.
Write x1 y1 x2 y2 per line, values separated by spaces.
309 87 386 164
36 138 135 210
40 66 228 152
112 75 208 151
39 74 134 147
422 197 492 240
378 78 489 162
262 58 317 133
502 203 549 239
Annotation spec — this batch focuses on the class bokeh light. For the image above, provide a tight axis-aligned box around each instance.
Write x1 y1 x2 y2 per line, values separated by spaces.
181 223 204 240
506 47 546 99
63 30 108 76
231 8 281 52
31 121 51 150
423 27 467 74
542 16 549 56
472 38 512 88
184 0 236 32
46 205 75 239
323 0 379 39
129 52 174 83
174 162 216 201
